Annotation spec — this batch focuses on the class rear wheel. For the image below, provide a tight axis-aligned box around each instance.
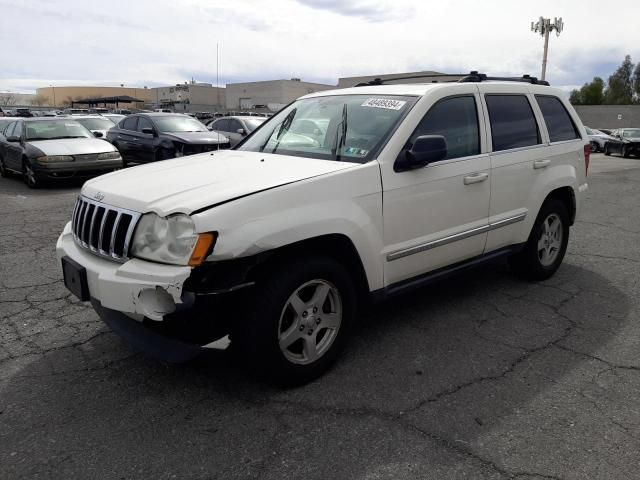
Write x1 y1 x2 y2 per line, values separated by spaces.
604 144 611 156
22 159 39 188
233 256 357 385
509 198 569 281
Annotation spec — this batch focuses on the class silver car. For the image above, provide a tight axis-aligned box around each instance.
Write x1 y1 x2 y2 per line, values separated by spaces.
585 126 614 152
0 117 122 188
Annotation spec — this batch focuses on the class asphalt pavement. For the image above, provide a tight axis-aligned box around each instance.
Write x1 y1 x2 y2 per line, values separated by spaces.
1 153 639 479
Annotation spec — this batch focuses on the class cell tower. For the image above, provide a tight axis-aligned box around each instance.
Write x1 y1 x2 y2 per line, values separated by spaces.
531 17 564 81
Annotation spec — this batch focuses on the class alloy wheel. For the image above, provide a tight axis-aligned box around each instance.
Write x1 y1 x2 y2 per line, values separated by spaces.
537 213 563 267
277 279 342 365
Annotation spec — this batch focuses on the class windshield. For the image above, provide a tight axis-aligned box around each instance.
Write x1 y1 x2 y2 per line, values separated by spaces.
622 129 640 138
154 116 208 133
75 117 114 131
25 120 93 140
104 115 125 124
238 95 416 163
244 118 266 132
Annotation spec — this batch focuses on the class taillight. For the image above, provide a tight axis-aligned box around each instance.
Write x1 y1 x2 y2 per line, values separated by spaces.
583 144 590 176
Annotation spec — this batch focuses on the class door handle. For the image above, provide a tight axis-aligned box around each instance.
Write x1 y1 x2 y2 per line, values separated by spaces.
463 172 489 185
533 159 551 169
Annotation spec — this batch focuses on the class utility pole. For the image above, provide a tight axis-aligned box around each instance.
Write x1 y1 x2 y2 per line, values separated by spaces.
216 42 220 110
531 17 564 81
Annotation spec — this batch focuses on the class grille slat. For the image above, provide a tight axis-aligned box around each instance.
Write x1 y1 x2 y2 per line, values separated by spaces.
71 196 141 263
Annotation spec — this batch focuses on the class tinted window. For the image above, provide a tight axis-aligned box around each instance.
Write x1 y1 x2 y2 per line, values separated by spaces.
213 119 230 132
485 95 540 151
13 122 23 138
137 117 154 132
408 95 480 160
535 95 580 142
153 116 207 133
3 121 16 136
228 119 243 132
122 116 138 131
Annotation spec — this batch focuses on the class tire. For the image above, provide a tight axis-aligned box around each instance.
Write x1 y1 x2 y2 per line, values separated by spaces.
22 159 39 189
233 256 358 386
509 198 570 281
0 156 9 178
156 147 175 161
622 145 630 158
589 141 599 153
604 144 611 156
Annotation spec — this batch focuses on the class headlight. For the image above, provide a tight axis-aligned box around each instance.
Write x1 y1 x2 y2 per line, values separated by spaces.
131 213 216 266
36 155 73 162
97 152 121 160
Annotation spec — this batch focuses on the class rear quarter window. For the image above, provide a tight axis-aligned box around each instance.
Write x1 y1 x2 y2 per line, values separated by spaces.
535 95 581 142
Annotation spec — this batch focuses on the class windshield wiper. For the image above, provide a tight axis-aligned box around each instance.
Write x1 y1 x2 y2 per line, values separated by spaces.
333 103 348 162
260 108 297 153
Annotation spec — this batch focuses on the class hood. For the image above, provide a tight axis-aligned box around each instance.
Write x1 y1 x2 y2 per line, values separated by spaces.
82 150 357 216
28 138 116 155
164 131 228 144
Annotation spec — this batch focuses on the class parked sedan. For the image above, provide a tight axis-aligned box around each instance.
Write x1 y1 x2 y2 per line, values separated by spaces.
585 126 614 152
73 115 117 138
207 115 266 147
604 128 640 158
106 113 230 166
0 118 122 187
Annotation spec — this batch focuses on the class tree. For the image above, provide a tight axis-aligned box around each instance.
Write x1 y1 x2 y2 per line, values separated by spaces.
632 62 640 103
580 77 605 105
31 94 50 106
605 55 634 105
0 94 17 106
569 89 582 105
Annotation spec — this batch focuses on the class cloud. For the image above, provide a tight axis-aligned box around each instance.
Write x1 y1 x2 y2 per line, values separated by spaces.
0 0 639 94
294 0 401 21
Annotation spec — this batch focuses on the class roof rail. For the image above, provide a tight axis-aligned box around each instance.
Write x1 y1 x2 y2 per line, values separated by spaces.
458 71 550 86
353 71 550 87
354 73 465 87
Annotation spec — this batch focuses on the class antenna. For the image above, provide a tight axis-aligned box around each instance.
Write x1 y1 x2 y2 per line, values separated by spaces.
531 16 564 81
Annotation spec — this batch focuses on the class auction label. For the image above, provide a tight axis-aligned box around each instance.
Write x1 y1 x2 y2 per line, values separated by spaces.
361 98 407 110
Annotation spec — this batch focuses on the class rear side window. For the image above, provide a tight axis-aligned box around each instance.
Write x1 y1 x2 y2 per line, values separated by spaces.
485 95 540 152
409 95 480 160
122 116 138 131
535 95 580 142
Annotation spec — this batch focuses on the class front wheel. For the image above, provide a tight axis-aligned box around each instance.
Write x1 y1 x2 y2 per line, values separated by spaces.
233 257 357 385
509 199 569 281
0 156 9 177
604 144 611 156
22 159 39 188
622 145 631 158
589 141 599 153
156 147 175 161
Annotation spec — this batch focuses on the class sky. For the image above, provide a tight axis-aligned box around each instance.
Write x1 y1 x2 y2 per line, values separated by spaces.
0 0 638 94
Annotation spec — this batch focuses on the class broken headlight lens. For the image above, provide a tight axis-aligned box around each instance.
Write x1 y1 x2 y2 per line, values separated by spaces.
131 213 199 265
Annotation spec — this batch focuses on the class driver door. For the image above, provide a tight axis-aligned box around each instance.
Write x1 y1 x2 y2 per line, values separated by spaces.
380 87 491 286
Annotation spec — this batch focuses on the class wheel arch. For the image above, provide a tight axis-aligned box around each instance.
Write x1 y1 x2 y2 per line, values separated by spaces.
543 186 576 225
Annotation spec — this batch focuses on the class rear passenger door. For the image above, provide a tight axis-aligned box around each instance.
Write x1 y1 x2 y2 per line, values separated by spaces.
480 86 546 253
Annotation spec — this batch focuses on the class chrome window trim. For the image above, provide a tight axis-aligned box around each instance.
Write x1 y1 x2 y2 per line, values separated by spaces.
386 212 527 262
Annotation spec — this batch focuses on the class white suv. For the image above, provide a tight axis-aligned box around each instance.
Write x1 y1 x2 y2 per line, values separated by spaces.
57 73 590 384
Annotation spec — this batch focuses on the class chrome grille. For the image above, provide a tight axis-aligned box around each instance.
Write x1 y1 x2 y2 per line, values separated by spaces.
71 196 141 262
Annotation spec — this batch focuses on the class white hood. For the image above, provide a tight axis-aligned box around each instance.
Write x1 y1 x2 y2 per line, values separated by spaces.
82 150 357 216
30 138 117 155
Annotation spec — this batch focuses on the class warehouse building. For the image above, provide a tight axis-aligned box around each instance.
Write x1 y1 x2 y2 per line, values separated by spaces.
225 78 334 112
149 83 226 113
36 86 153 108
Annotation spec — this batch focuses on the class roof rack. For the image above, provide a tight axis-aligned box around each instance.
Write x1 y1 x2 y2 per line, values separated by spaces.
458 71 550 85
354 71 550 87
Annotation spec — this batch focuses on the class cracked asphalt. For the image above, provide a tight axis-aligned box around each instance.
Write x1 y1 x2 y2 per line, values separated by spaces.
1 153 639 480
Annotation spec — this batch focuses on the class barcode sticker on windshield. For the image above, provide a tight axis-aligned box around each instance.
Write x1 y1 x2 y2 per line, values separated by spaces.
361 98 406 110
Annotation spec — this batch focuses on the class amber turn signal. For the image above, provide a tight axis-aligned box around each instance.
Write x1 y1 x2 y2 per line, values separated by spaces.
188 232 217 266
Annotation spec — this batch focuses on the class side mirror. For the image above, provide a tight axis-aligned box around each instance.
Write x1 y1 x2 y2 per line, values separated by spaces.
141 127 154 135
236 128 246 135
6 135 20 142
93 131 103 138
395 135 447 172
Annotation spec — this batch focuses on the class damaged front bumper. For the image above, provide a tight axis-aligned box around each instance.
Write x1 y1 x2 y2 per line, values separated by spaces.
56 221 192 321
